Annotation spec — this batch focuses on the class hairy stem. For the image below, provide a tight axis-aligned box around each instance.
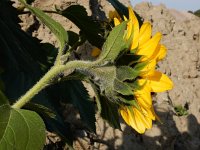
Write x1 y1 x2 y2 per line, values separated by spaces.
12 60 92 109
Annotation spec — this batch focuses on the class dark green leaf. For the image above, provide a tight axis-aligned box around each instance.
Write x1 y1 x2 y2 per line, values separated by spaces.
0 90 8 105
47 80 96 132
0 91 45 150
21 2 68 52
60 5 104 48
100 96 121 129
24 102 56 119
67 31 79 47
0 2 72 146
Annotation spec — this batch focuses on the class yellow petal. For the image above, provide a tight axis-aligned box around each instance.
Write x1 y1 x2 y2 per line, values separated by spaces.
121 106 154 134
135 84 152 108
128 7 139 31
114 17 120 26
123 15 128 21
134 108 152 131
126 20 133 40
137 32 162 61
120 107 131 126
148 71 174 92
91 47 101 57
139 22 152 46
141 106 155 120
131 108 146 133
150 44 167 61
157 45 167 61
128 107 139 130
128 7 139 50
140 59 157 77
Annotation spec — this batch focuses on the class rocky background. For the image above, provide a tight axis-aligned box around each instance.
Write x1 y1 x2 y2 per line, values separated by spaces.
15 0 200 149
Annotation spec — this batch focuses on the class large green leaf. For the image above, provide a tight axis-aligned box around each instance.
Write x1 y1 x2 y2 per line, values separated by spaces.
60 5 104 48
0 1 72 146
97 21 127 63
19 0 68 57
0 91 45 150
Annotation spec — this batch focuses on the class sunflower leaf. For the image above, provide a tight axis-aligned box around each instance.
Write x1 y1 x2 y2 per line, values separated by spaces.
0 1 72 146
60 5 104 48
100 96 121 129
19 0 68 58
0 91 46 150
47 80 96 132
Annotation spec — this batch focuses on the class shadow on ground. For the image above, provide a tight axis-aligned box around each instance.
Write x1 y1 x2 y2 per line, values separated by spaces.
118 112 200 150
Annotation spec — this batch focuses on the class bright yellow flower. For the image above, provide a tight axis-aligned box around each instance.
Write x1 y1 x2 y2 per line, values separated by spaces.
117 7 173 133
91 6 173 134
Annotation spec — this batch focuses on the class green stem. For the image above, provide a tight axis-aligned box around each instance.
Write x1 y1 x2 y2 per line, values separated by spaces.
12 60 92 109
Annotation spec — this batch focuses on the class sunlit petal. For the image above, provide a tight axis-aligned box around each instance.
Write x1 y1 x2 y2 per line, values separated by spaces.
140 59 156 77
114 17 120 26
157 45 167 61
148 71 174 92
135 83 152 108
128 7 139 50
120 107 131 125
137 32 162 60
139 22 152 46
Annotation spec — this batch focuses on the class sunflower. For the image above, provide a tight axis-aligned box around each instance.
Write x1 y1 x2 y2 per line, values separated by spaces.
92 6 173 134
114 7 173 133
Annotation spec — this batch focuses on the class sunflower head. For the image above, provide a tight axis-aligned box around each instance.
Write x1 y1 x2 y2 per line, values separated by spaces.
90 6 173 134
112 6 173 133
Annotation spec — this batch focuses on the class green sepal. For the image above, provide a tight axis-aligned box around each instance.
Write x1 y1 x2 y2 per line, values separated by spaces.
118 96 138 107
133 61 148 71
97 21 127 63
114 78 133 96
116 66 140 81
